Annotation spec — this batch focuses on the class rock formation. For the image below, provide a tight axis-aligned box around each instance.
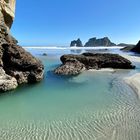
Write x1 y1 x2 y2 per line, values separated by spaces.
117 43 134 47
84 37 116 47
54 53 135 75
131 40 140 53
70 38 83 47
0 0 16 30
0 0 44 91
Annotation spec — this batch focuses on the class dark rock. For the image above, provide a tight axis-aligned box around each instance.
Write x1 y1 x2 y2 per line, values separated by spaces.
0 25 44 91
117 43 134 47
1 43 44 84
54 53 135 75
120 45 135 52
70 38 83 47
131 40 140 53
43 53 47 56
84 37 116 47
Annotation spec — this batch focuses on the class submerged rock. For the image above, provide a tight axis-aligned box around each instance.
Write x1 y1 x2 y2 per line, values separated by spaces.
54 53 135 75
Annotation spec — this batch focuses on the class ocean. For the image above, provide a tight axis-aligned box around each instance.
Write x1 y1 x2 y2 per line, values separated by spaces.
0 47 140 140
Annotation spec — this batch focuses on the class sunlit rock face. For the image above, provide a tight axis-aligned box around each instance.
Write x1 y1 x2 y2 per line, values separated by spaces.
0 0 44 92
0 0 16 30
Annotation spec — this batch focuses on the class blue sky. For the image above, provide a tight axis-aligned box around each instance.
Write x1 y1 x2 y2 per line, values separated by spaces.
11 0 140 46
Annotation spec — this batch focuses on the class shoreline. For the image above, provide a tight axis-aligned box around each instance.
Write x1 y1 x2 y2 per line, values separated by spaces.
121 54 140 99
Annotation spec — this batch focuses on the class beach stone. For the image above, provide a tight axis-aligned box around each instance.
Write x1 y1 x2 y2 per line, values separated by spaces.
54 53 135 75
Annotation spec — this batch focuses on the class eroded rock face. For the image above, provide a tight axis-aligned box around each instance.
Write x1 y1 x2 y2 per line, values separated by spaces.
0 0 16 30
54 58 85 75
2 44 44 84
0 0 44 92
54 53 135 75
0 67 18 92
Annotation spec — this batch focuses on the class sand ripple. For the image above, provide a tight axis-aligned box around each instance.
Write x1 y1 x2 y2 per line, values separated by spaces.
0 78 140 140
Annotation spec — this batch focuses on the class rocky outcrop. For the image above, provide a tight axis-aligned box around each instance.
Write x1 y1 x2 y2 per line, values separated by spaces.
54 53 135 75
70 38 83 47
54 58 85 75
2 44 44 84
131 40 140 53
84 37 116 47
0 42 44 91
0 0 44 92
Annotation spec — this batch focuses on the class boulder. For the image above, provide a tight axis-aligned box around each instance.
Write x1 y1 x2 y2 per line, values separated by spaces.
2 43 44 84
54 58 85 75
54 53 135 75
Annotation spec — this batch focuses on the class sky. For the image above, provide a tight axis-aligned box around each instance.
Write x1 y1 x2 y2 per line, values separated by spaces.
11 0 140 46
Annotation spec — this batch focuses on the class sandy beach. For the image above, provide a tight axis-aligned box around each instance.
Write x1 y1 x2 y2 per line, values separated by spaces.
121 54 140 98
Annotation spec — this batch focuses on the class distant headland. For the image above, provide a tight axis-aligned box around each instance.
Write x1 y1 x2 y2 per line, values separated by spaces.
70 37 135 47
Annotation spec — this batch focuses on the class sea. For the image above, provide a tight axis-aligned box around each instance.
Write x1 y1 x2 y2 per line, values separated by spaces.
0 46 140 140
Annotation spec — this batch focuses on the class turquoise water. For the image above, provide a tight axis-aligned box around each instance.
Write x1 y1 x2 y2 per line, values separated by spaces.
0 49 140 140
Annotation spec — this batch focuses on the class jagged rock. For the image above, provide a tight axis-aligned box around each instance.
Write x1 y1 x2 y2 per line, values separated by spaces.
54 58 85 75
54 53 135 75
0 0 16 30
0 0 44 92
0 67 18 91
2 43 44 84
84 37 116 47
131 40 140 53
70 38 83 47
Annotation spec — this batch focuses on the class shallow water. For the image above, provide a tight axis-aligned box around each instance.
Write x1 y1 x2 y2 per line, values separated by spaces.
0 49 140 140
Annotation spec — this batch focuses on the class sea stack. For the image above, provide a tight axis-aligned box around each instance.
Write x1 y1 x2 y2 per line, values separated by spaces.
70 38 83 47
84 37 116 47
0 0 44 92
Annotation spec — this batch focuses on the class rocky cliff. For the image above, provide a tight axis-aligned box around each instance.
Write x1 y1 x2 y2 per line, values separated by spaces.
0 0 15 30
84 37 116 47
0 0 44 92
